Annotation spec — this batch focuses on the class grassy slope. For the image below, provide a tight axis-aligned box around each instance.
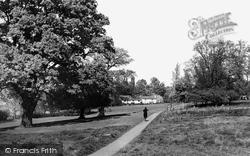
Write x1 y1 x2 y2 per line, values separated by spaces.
115 106 250 156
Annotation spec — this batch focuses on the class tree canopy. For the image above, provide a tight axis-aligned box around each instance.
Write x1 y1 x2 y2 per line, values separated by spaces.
0 0 115 127
171 39 250 105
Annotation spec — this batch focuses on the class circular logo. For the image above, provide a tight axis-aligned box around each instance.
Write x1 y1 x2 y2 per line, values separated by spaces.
5 148 11 153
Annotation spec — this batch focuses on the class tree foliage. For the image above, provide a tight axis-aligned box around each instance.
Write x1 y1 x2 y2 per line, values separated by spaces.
111 69 136 96
0 0 112 127
175 39 250 105
149 77 166 96
134 79 149 96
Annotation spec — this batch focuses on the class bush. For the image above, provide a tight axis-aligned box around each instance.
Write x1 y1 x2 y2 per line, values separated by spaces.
168 92 181 103
186 88 239 106
186 92 203 104
163 92 171 103
168 92 190 103
207 88 227 105
226 90 239 102
0 110 9 121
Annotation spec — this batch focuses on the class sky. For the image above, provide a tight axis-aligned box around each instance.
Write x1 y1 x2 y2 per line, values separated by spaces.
96 0 250 86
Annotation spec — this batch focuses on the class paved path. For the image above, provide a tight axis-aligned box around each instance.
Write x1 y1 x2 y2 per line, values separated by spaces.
89 111 162 156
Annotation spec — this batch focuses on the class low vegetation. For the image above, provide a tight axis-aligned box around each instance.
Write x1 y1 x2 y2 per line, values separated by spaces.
0 125 132 156
115 106 250 156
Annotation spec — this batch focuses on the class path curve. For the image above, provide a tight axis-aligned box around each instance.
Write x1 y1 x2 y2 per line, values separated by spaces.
89 111 162 156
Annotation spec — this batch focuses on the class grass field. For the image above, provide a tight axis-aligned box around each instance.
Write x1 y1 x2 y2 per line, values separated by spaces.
0 125 132 156
115 105 250 156
0 104 166 155
4 103 250 155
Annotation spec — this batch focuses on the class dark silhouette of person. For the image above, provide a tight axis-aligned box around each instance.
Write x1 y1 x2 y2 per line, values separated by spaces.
143 107 148 121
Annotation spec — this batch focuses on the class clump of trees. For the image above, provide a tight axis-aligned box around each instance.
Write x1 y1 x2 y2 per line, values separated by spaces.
0 0 133 127
169 39 250 106
110 68 167 103
135 77 166 97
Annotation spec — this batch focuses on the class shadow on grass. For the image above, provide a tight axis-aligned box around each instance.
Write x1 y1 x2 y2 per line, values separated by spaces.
0 113 130 132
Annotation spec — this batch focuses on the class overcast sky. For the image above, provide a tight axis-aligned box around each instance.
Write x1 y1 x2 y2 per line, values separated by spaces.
96 0 250 86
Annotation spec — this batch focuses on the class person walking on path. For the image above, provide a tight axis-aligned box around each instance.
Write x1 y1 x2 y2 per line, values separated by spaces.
143 107 148 121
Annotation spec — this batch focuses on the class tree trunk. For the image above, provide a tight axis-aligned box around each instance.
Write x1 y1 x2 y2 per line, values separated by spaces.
78 107 86 119
20 99 37 128
20 108 34 128
98 106 105 117
9 83 39 128
13 109 16 119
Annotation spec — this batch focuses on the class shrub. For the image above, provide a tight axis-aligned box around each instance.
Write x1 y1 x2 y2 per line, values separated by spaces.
186 88 240 106
226 90 239 102
186 92 203 104
169 93 179 103
163 92 171 103
207 88 227 105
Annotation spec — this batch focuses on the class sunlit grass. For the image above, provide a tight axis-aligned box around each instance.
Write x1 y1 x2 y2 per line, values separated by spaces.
115 105 250 156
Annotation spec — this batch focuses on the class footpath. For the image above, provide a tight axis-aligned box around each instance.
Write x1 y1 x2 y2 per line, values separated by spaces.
89 111 162 156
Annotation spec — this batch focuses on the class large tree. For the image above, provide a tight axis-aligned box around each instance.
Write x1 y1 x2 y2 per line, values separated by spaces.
184 39 250 104
192 40 249 90
60 44 134 118
149 77 166 97
172 63 181 88
134 79 151 96
0 0 111 127
112 69 136 96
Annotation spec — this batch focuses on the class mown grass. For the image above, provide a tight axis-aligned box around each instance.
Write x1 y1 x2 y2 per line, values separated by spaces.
0 125 132 156
115 106 250 156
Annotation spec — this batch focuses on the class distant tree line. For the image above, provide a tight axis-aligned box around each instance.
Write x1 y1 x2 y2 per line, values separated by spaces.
110 68 167 104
